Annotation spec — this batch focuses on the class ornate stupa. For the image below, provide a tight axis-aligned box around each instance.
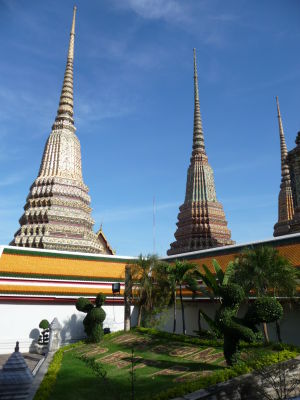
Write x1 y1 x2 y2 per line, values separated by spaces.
287 134 300 234
11 7 107 253
167 49 234 256
273 96 294 236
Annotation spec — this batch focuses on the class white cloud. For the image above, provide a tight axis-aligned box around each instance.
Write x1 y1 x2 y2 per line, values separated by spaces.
113 0 189 23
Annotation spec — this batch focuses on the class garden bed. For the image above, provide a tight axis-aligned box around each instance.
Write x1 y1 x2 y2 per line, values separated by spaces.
34 328 300 400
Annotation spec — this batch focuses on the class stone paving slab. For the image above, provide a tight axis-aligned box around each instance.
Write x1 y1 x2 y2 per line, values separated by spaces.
0 352 44 372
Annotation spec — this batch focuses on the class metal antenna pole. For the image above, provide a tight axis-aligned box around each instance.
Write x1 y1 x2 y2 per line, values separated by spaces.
153 196 156 254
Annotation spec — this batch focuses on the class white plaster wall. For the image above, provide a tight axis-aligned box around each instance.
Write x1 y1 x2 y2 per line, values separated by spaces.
158 302 300 346
158 302 219 335
0 303 125 354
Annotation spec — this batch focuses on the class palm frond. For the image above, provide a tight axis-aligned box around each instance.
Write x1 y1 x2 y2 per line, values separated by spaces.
201 264 219 294
199 309 221 336
223 260 236 285
212 259 224 284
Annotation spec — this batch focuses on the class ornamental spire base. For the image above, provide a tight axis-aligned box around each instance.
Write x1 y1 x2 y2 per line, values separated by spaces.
167 49 234 256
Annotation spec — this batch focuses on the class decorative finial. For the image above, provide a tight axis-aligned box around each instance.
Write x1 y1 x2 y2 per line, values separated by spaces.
193 48 197 79
276 96 288 164
71 6 77 35
68 6 77 60
15 341 19 352
52 7 77 131
192 48 205 155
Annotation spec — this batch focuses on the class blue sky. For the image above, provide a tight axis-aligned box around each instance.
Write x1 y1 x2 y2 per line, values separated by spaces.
0 0 300 256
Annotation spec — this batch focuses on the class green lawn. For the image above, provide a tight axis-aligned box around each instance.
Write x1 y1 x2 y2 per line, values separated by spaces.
48 329 298 400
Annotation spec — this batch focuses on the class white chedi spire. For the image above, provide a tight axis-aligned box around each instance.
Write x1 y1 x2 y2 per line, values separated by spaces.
11 8 108 254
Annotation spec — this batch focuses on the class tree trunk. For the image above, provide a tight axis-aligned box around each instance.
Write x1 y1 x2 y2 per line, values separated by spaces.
173 290 177 334
275 320 282 343
198 309 202 333
179 284 186 335
137 305 142 327
262 322 269 343
124 266 132 331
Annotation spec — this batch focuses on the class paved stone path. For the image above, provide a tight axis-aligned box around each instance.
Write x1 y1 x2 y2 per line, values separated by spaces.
0 352 44 372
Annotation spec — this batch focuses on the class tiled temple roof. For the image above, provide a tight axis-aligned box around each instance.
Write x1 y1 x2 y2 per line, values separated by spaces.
1 233 300 301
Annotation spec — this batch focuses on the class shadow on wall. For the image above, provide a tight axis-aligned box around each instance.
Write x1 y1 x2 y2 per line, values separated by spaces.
61 314 85 344
29 328 40 341
131 306 138 328
29 328 40 352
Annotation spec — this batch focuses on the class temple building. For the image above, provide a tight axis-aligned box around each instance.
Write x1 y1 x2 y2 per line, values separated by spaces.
10 7 112 254
273 97 294 236
167 49 234 256
273 96 300 237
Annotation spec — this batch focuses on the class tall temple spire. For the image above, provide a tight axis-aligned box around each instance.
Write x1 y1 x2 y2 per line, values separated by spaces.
192 48 205 154
277 96 288 172
53 6 76 131
167 49 234 255
274 96 294 236
11 7 110 254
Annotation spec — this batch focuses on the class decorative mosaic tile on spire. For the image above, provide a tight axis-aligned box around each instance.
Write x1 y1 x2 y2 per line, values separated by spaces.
11 7 107 253
167 49 234 255
273 96 294 236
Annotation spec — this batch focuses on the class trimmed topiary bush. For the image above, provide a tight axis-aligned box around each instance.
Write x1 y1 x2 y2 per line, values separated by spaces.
215 284 256 365
216 286 284 365
245 297 283 325
219 283 245 307
76 293 106 343
76 297 93 313
38 319 50 345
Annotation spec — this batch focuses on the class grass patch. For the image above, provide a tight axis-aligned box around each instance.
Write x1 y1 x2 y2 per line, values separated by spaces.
43 330 299 400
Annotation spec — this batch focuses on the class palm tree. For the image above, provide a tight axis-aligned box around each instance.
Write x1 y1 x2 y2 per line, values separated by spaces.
167 260 198 335
129 255 170 327
129 255 155 327
194 259 235 336
165 267 177 334
231 246 297 342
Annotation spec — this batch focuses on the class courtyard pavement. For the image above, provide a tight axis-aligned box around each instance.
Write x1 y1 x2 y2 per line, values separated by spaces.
0 352 44 372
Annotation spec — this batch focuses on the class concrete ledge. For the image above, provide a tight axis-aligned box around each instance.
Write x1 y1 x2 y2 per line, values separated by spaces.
26 352 55 400
171 355 300 400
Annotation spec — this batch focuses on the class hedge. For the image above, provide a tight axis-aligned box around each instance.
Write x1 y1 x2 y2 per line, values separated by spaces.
143 349 299 400
33 341 83 400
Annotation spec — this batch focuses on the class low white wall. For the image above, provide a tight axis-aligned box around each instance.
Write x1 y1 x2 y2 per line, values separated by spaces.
0 303 125 354
159 302 300 346
2 301 299 355
158 302 219 335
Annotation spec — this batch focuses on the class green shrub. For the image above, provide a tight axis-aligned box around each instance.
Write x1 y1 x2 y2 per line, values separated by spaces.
33 342 82 400
144 366 245 400
39 319 49 330
95 293 105 307
219 283 245 306
38 319 50 345
76 297 93 313
246 297 283 324
144 348 299 400
76 293 106 343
